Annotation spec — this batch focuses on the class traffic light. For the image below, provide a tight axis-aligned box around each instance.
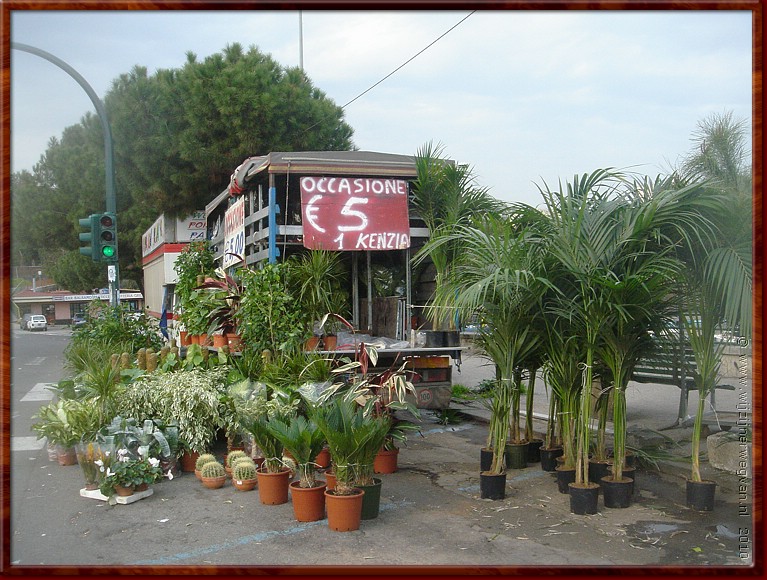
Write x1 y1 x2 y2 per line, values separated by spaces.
98 212 118 263
79 214 99 261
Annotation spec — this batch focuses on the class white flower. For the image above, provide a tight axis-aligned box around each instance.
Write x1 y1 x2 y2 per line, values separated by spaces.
105 467 115 478
94 459 103 467
166 471 174 481
148 457 160 468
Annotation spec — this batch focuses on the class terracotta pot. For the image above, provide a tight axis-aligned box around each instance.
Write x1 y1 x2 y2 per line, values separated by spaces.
226 333 243 352
305 336 321 351
194 469 201 480
325 488 364 532
198 333 211 347
135 482 149 492
212 334 228 348
374 447 399 474
114 484 134 497
256 468 291 505
56 446 78 466
314 448 331 469
181 450 200 472
324 470 336 491
233 478 258 492
323 334 337 351
189 334 199 345
179 330 190 346
290 481 327 522
201 475 227 489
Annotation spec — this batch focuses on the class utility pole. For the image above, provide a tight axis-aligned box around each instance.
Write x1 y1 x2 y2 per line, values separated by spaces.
299 11 304 72
12 42 120 307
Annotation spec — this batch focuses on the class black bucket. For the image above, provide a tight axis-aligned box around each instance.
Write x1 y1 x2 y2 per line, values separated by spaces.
480 472 507 500
589 460 611 485
601 476 634 508
568 483 600 515
358 478 382 520
443 331 461 347
504 442 529 470
424 331 444 347
540 447 563 472
686 479 716 511
480 448 494 472
527 439 544 463
555 466 576 494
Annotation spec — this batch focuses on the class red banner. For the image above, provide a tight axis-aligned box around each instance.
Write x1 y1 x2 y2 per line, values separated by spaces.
300 177 411 251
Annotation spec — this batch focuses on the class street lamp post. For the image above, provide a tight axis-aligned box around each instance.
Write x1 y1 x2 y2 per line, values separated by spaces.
12 42 120 307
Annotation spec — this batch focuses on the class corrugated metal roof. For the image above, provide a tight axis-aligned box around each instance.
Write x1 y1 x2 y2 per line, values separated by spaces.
206 150 418 216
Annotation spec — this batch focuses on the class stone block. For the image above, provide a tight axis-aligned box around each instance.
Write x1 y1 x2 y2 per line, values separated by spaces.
706 431 751 478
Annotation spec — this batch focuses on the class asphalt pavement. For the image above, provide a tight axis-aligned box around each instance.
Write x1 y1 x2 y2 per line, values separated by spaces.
5 330 756 572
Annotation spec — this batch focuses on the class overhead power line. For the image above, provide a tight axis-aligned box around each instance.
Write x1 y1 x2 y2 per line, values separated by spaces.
339 11 476 110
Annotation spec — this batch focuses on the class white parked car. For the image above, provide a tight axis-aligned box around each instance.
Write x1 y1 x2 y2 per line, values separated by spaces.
27 315 48 331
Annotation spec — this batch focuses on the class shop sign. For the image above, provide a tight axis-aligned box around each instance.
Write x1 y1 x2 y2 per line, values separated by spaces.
223 197 245 268
300 177 410 251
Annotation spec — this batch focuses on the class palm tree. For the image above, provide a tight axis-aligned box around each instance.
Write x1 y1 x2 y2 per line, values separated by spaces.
412 142 507 329
418 215 548 474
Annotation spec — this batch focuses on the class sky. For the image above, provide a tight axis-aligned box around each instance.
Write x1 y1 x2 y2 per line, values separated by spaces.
8 8 753 208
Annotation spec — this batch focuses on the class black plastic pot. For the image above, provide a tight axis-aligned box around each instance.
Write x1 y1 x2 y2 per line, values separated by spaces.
480 471 507 500
555 466 576 494
424 330 444 347
480 448 494 472
589 460 611 486
526 439 544 463
504 442 529 470
613 466 636 496
569 482 600 515
358 477 382 520
601 476 634 508
540 447 563 472
686 479 717 511
443 330 461 347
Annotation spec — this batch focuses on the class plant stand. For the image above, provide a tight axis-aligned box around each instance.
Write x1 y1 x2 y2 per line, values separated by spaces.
80 487 154 505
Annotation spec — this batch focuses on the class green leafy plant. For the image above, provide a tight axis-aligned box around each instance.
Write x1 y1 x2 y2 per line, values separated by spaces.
236 263 305 355
267 415 326 488
99 447 163 497
31 399 101 449
115 367 229 455
239 392 298 473
173 241 216 331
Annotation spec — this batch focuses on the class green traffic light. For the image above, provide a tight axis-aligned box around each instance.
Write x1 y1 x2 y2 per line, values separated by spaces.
102 245 116 258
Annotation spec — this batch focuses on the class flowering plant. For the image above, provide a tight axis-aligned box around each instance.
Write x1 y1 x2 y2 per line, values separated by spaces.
98 446 163 496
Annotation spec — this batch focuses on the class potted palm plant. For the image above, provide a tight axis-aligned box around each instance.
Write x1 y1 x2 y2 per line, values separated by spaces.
268 415 328 522
290 249 347 350
352 412 391 520
312 398 367 532
240 392 298 506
